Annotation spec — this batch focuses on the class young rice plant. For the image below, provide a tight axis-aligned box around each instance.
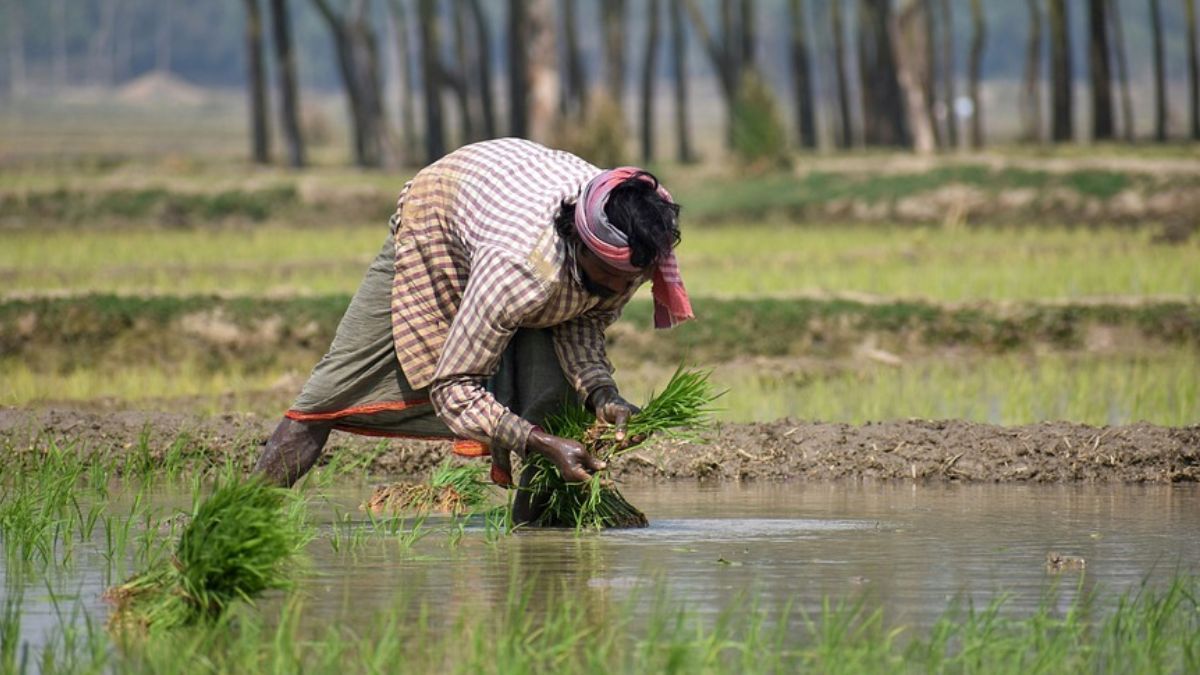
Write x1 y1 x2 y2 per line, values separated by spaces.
364 460 493 516
104 475 311 633
528 367 717 529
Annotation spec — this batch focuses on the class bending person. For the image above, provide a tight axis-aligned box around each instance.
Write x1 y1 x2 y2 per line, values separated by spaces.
252 138 692 520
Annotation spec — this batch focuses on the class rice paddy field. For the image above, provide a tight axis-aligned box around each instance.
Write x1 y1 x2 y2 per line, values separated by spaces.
2 98 1199 672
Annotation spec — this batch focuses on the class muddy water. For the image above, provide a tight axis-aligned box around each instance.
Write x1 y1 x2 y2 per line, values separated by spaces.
7 482 1200 650
303 482 1200 630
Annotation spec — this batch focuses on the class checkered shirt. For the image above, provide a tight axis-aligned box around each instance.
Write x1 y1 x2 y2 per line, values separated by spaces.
389 138 639 456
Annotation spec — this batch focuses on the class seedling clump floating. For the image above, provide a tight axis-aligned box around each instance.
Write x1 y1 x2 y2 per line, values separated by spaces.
104 476 311 632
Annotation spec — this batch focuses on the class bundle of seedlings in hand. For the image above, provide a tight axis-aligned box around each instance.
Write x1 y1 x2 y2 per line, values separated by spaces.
528 367 716 530
364 461 492 515
105 476 311 633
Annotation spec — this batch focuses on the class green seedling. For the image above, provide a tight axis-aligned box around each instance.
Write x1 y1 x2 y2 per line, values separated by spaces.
104 476 311 632
529 367 718 529
364 461 493 516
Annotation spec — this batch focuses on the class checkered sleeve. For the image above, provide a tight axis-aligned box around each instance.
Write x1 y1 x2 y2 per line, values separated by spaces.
551 304 623 402
429 248 548 455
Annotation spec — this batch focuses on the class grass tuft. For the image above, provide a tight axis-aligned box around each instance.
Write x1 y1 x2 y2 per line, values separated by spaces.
104 475 311 632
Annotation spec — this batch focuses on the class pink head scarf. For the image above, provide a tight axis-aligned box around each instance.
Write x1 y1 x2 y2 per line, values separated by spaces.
574 167 694 329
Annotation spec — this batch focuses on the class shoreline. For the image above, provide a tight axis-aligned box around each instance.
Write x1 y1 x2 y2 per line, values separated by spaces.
3 407 1195 484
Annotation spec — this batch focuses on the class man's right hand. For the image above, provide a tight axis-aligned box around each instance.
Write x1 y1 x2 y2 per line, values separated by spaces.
526 427 606 483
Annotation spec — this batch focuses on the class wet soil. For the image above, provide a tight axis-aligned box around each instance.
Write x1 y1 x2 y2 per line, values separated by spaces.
2 407 1195 484
636 419 1199 483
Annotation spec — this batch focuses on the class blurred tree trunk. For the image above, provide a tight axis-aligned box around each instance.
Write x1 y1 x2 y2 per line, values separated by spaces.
683 0 747 146
6 0 25 96
740 0 756 68
114 0 134 82
1048 0 1073 142
640 0 661 161
526 0 557 144
722 0 743 95
1149 0 1167 141
157 0 174 73
561 0 588 118
967 0 985 148
89 0 120 86
1106 0 1134 141
670 0 696 162
603 1 628 106
831 0 853 148
921 0 942 148
1185 0 1200 139
464 0 496 138
242 0 272 164
1087 0 1114 140
938 0 957 148
721 0 740 81
857 0 909 147
313 0 390 168
449 0 476 143
385 0 419 162
51 0 68 89
417 0 446 160
892 0 936 154
508 0 528 138
270 0 307 168
1021 0 1044 142
789 0 818 149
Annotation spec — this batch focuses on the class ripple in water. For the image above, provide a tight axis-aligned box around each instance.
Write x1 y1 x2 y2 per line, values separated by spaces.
611 518 875 542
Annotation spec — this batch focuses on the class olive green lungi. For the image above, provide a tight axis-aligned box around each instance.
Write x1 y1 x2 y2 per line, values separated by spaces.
286 235 575 482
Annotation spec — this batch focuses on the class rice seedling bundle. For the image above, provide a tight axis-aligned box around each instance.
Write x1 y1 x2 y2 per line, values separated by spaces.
104 476 311 633
364 461 492 515
528 368 716 530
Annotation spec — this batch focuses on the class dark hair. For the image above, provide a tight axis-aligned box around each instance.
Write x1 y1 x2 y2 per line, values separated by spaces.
555 171 682 269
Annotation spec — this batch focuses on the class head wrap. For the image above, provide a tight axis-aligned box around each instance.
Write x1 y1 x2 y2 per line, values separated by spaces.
574 167 694 329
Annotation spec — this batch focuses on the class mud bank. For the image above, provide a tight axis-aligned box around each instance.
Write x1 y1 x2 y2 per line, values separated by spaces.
4 296 1197 373
7 163 1200 230
2 407 1195 484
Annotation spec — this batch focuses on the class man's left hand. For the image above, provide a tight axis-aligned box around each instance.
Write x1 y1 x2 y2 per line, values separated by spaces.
588 386 642 446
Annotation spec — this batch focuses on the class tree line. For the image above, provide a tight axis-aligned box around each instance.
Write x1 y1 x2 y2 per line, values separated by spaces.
4 0 1200 168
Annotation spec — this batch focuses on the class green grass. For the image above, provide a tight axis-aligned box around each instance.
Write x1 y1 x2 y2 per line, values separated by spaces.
7 295 1196 393
0 224 385 296
6 569 1200 673
670 165 1186 222
0 442 91 565
0 185 304 223
3 345 1196 428
2 223 1195 301
672 223 1199 301
0 440 191 579
0 358 286 408
617 348 1200 427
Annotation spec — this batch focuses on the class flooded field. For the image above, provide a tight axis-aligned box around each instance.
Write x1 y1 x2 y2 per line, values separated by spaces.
308 481 1200 626
7 480 1199 661
2 110 1197 669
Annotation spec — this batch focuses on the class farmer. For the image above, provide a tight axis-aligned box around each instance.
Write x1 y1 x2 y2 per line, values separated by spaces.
253 138 692 517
